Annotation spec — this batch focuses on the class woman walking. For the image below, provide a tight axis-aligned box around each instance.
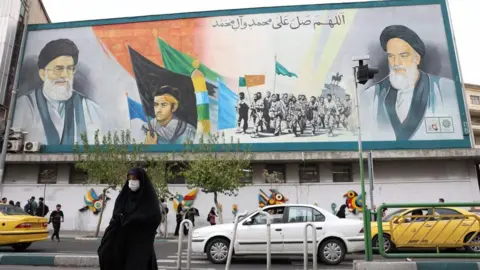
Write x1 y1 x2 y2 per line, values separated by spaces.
98 167 161 270
208 207 217 226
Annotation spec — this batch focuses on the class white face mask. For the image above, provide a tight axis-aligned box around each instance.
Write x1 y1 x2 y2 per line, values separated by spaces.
128 180 140 192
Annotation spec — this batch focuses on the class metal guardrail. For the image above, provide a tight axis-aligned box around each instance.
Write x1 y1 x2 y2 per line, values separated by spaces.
257 209 273 270
225 210 249 270
176 219 193 270
377 202 480 259
303 223 318 270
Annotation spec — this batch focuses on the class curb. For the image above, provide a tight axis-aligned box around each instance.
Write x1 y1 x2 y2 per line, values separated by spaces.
354 260 480 270
74 237 177 241
0 254 99 267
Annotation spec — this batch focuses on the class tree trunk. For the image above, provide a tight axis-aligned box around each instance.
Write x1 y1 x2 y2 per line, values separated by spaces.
95 189 107 238
213 191 223 224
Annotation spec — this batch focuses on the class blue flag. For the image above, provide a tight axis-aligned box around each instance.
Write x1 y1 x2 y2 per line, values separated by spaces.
275 61 298 78
127 96 147 122
217 79 239 130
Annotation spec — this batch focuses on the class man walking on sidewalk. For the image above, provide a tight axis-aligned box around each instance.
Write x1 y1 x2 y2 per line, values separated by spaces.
49 204 64 242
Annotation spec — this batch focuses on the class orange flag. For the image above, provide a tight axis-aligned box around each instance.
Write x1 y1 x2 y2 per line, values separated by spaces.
245 75 266 87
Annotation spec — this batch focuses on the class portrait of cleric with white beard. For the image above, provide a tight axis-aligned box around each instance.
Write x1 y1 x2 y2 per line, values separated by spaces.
13 39 104 145
360 25 461 142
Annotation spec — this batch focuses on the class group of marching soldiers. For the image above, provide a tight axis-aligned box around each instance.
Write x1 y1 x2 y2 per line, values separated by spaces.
236 91 353 138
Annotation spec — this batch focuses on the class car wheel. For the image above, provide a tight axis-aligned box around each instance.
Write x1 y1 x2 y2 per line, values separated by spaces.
464 232 480 253
318 238 346 265
373 234 395 253
206 238 229 264
12 243 31 252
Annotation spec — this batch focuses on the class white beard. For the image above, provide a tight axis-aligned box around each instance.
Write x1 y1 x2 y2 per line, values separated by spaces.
42 78 73 101
388 64 418 91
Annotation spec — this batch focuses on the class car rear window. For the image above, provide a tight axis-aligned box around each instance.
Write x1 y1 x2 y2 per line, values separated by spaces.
0 205 28 215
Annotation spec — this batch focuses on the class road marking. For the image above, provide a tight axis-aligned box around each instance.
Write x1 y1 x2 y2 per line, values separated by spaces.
157 259 210 264
158 266 215 270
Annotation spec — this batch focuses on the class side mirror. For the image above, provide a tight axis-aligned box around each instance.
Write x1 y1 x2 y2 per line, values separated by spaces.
243 218 252 225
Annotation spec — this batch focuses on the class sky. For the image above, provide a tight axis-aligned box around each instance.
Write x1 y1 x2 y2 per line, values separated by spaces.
42 0 480 85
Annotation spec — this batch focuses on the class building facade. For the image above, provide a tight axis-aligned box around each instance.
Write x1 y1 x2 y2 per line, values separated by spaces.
2 0 479 233
465 84 480 147
0 0 50 129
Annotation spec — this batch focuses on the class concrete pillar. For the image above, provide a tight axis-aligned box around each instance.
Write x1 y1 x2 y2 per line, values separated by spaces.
286 163 299 183
56 164 70 184
252 163 265 184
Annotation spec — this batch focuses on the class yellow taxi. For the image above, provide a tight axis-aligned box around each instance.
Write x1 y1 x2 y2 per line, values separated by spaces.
371 206 480 253
0 204 48 251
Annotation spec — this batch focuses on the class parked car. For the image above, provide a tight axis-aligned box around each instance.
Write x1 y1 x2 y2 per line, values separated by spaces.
0 204 48 251
371 206 480 253
191 203 365 265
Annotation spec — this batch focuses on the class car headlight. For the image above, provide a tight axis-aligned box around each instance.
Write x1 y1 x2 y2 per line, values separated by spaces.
192 231 201 238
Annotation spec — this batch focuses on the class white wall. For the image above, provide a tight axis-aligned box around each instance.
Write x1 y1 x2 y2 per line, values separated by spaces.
2 159 479 234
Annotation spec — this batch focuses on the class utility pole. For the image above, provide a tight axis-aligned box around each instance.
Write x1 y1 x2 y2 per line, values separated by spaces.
0 1 30 197
352 55 378 262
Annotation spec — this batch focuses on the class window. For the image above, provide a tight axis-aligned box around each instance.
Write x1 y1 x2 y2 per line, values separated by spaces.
168 163 185 184
240 166 253 183
332 163 352 182
471 95 480 105
0 205 27 216
249 206 285 225
38 165 57 184
434 208 463 220
287 206 325 223
69 166 88 184
403 208 432 222
299 163 319 183
265 164 286 183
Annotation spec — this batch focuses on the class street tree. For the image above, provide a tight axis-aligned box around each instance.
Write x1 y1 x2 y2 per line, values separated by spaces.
180 133 253 224
74 130 170 236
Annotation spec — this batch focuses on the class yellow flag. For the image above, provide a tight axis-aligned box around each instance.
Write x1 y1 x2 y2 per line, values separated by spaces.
245 75 266 87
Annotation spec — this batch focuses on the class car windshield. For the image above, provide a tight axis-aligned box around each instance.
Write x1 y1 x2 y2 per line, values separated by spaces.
0 204 28 216
382 208 406 222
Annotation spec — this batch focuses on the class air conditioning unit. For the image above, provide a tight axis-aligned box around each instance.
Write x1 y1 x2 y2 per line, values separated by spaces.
7 141 22 153
8 131 23 140
23 141 42 153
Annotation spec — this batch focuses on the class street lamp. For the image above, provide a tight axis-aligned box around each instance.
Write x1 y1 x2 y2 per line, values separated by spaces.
352 55 378 261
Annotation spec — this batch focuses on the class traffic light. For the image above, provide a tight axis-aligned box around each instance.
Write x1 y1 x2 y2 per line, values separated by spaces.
356 60 378 85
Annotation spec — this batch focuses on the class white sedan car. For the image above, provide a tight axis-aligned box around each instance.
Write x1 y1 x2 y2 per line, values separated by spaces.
191 203 364 265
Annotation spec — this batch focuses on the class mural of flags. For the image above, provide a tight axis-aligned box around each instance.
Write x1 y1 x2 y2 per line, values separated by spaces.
275 61 298 78
127 46 198 128
127 95 147 122
217 78 239 130
244 75 266 87
191 61 211 134
157 37 223 83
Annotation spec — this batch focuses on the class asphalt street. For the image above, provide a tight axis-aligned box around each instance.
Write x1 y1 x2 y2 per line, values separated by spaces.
0 239 479 269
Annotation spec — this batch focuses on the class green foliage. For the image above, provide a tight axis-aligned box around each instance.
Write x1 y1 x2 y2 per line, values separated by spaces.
180 133 253 197
73 130 170 196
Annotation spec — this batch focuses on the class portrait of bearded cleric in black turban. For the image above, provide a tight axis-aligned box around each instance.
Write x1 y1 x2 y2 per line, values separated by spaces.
360 25 461 142
13 38 104 145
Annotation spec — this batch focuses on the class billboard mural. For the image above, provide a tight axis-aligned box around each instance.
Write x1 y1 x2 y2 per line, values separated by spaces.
13 0 470 152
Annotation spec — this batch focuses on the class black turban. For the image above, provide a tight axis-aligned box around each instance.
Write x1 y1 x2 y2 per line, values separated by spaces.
37 39 79 69
380 25 425 57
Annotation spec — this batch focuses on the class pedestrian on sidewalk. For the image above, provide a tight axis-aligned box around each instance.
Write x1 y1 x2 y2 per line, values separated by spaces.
157 198 168 237
1 198 7 204
49 204 64 242
98 167 161 270
208 207 217 226
36 197 49 217
174 201 185 236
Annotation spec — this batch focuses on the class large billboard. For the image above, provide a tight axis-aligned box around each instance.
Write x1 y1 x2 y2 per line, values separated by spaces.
13 0 470 152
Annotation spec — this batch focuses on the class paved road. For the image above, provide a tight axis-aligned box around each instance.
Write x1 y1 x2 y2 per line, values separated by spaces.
1 239 479 269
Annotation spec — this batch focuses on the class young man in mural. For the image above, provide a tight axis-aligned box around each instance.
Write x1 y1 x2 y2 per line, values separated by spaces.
280 93 291 133
13 39 103 145
263 91 272 132
341 94 353 130
316 96 326 130
360 25 460 141
251 92 265 138
268 94 284 136
236 92 249 134
324 94 338 137
144 85 196 144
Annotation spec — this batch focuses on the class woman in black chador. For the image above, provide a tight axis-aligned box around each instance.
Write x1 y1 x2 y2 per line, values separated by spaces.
98 168 161 270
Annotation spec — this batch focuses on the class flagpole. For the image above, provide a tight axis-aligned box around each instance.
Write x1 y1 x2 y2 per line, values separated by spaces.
273 54 277 95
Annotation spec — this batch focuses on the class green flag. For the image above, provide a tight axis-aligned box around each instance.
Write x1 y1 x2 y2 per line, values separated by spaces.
157 38 223 82
275 61 298 78
239 77 247 87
